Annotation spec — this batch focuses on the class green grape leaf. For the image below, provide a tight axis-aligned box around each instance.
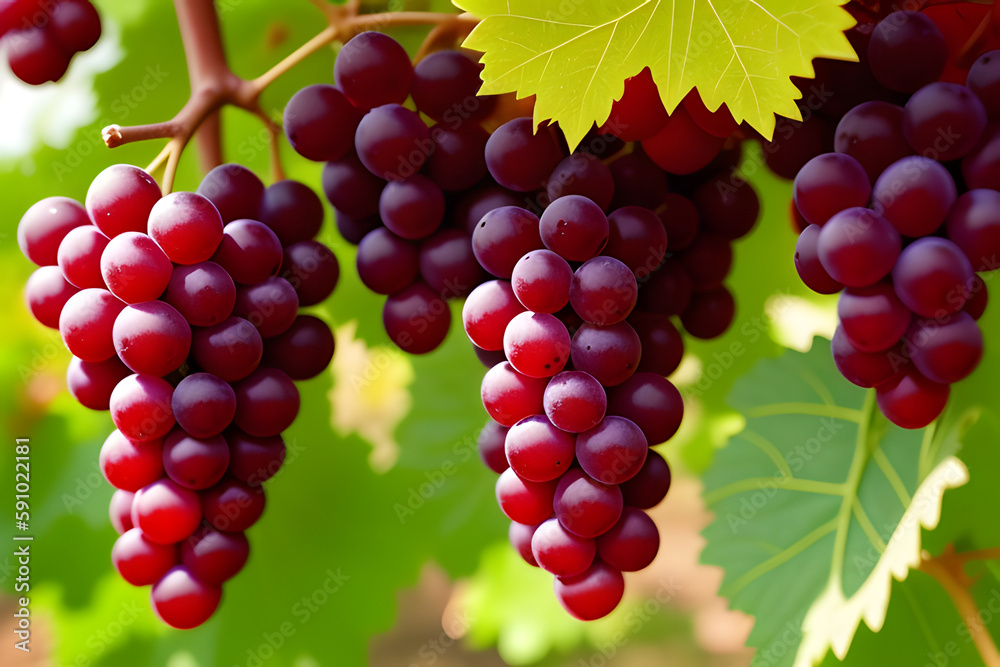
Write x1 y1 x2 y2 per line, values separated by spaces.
454 0 857 149
820 567 1000 667
701 339 968 667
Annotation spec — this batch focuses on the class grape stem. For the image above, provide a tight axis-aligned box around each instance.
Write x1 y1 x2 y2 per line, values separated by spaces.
921 545 1000 666
104 0 477 194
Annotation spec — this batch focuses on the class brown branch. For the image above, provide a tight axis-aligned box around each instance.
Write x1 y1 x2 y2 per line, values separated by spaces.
195 111 224 172
414 14 480 63
956 547 1000 565
921 545 1000 667
102 0 476 194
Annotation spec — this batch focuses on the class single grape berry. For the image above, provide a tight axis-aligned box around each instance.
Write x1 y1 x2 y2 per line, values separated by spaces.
150 566 222 630
539 196 610 262
503 312 571 379
504 415 576 483
543 371 607 434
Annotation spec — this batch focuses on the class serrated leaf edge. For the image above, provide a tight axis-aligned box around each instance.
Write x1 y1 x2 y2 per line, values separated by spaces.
793 456 969 667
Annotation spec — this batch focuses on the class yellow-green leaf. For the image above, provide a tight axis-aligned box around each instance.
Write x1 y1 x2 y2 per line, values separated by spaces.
455 0 857 149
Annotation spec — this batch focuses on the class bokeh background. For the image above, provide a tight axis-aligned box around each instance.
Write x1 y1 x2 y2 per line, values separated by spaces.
0 1 888 665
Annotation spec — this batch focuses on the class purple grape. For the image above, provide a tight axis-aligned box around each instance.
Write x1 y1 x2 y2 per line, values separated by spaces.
553 468 623 539
967 50 1000 120
606 372 683 445
226 429 286 484
596 508 659 572
234 368 300 438
569 256 637 325
383 283 451 354
355 104 432 181
281 240 339 306
411 50 494 122
191 316 263 382
902 82 986 161
838 282 911 353
539 195 609 262
678 233 733 290
258 180 325 245
197 164 264 224
547 153 614 211
485 118 565 192
793 153 872 227
261 315 335 380
905 312 983 384
418 228 486 298
570 322 641 387
817 207 900 287
795 224 843 294
356 228 419 295
834 101 912 181
946 188 1000 272
637 259 695 315
680 287 736 340
832 326 904 389
425 124 490 192
619 449 671 509
171 373 237 439
163 430 230 490
576 416 647 485
603 206 668 277
334 32 413 110
164 261 236 327
282 84 362 162
472 206 544 279
876 370 949 429
321 153 385 219
379 175 445 240
629 311 685 376
478 420 510 474
868 11 946 93
211 220 283 286
871 156 956 237
892 237 974 317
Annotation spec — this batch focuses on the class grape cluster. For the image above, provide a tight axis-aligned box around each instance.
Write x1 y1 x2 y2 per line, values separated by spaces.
18 162 338 628
283 32 499 354
459 69 765 616
0 0 101 85
464 197 682 620
792 10 1000 429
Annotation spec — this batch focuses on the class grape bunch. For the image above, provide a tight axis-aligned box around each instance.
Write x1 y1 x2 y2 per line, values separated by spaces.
283 32 498 354
464 194 682 620
458 70 764 617
0 0 101 85
18 162 338 628
792 9 1000 429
